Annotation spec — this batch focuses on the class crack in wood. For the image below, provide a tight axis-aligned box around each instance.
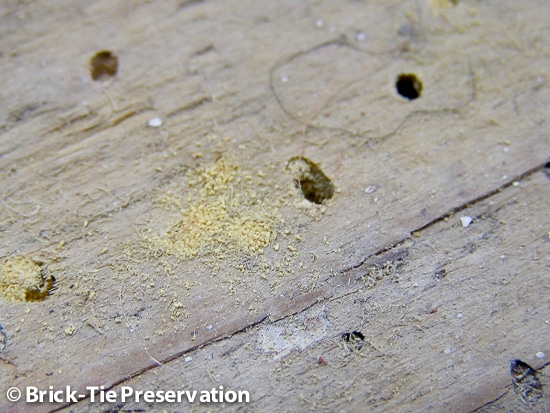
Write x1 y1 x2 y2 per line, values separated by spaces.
413 160 549 233
51 314 269 412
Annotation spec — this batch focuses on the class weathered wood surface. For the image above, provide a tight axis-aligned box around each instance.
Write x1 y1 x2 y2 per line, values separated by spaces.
68 171 550 412
0 0 549 412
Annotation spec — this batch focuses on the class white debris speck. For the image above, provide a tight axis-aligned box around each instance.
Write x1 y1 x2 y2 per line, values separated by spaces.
205 324 213 331
502 175 508 180
281 76 288 83
536 351 545 359
315 19 324 28
457 313 463 319
512 181 520 187
147 117 163 128
444 347 452 354
184 356 193 363
460 216 473 228
356 32 366 41
503 147 510 153
364 185 377 194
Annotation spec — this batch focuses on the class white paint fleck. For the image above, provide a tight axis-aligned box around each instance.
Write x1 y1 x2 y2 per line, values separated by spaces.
512 181 520 186
315 19 324 28
460 216 473 228
147 117 163 128
444 347 453 354
536 351 545 359
457 313 463 319
184 356 193 363
364 185 377 194
281 76 288 83
356 32 366 41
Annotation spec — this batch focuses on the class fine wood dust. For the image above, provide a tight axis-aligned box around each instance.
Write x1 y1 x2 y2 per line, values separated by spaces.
0 255 54 302
118 154 331 319
157 157 284 257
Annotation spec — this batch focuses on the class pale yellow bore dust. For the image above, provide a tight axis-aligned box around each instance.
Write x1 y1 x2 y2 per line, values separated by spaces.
0 255 54 302
156 158 284 257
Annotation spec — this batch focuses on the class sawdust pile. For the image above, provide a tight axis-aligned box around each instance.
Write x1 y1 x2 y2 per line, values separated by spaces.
0 255 54 302
161 158 282 257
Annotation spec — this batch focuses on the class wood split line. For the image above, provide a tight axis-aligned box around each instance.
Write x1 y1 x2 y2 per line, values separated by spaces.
53 315 269 411
413 160 549 233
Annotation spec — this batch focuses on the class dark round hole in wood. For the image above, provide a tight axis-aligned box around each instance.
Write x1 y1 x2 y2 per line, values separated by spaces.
434 268 447 280
342 331 365 351
286 156 334 204
342 331 364 341
396 73 422 100
90 50 118 81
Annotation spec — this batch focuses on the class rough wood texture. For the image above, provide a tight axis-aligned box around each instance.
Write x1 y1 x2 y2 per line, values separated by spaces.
0 0 549 412
67 171 550 413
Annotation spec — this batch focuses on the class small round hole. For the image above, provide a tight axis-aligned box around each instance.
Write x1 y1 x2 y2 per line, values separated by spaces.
396 73 422 100
341 331 365 351
90 51 118 81
286 157 334 204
